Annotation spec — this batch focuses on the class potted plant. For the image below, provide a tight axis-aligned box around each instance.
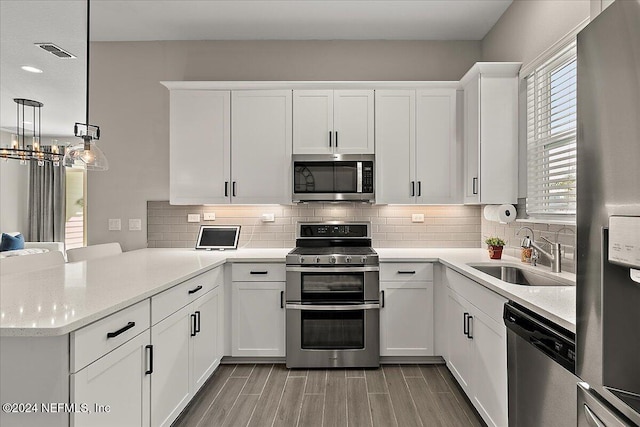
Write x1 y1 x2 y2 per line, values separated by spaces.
485 236 506 260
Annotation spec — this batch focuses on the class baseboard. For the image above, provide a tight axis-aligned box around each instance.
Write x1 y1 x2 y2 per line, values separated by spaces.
222 356 286 364
221 355 445 365
380 355 445 364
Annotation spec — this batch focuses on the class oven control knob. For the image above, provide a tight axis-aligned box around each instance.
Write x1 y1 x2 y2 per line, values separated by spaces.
330 256 337 264
361 256 367 264
299 257 305 264
316 257 321 264
345 256 352 263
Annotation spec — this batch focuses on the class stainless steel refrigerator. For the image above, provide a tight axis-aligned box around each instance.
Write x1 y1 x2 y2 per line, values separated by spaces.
576 0 640 425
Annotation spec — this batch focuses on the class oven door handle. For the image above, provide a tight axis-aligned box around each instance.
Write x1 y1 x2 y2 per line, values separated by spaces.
285 266 379 273
285 303 380 311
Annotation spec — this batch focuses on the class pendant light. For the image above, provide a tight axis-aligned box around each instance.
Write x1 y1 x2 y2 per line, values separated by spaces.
0 99 64 166
64 0 108 171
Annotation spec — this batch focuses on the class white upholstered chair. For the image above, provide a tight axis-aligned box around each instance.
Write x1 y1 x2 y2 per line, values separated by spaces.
66 242 123 263
0 251 66 276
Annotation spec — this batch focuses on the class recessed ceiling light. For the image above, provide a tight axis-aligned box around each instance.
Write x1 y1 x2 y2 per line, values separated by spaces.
21 65 43 73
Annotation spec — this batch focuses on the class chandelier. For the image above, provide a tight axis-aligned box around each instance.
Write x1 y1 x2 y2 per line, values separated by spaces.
0 98 64 166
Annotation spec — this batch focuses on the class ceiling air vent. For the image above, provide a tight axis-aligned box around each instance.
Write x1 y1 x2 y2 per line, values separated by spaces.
35 43 76 59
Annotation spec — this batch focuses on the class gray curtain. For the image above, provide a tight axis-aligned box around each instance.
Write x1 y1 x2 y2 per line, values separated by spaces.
27 160 66 242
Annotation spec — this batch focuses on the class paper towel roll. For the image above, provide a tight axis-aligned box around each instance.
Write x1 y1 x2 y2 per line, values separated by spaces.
483 204 517 224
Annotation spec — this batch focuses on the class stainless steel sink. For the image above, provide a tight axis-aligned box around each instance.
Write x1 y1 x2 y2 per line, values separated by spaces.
467 264 572 287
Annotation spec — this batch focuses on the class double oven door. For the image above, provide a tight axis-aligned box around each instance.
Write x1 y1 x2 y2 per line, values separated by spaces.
285 266 380 368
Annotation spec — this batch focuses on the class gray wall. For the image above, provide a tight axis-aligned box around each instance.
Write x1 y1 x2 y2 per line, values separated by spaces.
482 0 590 64
88 40 482 250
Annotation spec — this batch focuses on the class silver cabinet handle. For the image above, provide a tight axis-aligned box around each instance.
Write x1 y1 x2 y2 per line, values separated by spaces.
583 405 606 427
467 315 474 339
411 181 415 197
286 303 380 311
472 177 478 195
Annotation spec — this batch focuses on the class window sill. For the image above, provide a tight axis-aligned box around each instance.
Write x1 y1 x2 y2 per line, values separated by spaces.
516 218 576 226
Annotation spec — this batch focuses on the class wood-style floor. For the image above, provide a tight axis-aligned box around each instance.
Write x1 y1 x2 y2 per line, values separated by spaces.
173 364 484 427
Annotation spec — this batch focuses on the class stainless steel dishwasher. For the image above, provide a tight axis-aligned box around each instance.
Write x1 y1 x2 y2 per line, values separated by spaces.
504 302 579 427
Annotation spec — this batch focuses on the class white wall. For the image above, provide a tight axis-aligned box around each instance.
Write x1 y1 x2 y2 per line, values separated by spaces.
0 131 29 233
88 40 482 250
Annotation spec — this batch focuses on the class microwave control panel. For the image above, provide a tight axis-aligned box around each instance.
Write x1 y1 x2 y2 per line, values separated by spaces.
362 164 374 193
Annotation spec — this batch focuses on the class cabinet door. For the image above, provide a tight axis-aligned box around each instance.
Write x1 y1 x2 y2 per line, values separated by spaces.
463 75 481 204
470 309 508 427
333 90 375 154
293 90 334 154
151 306 191 427
446 290 472 393
170 90 231 205
380 280 433 356
416 88 460 204
231 90 292 204
71 331 150 427
232 281 285 357
190 287 223 394
479 75 519 205
375 90 416 204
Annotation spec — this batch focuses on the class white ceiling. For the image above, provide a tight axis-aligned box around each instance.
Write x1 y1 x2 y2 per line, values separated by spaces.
0 1 86 138
91 0 512 41
1 0 512 137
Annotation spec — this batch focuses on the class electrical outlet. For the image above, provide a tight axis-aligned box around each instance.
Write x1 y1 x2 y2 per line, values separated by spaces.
203 212 216 221
262 213 275 222
412 213 425 223
129 219 142 231
108 218 121 231
187 214 201 223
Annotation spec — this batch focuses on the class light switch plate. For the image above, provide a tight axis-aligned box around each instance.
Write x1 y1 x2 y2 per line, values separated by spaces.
187 214 201 223
129 219 142 231
108 218 121 231
412 213 425 223
262 213 275 222
203 212 216 221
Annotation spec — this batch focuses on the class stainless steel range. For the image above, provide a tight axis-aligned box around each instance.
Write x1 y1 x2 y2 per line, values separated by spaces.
285 221 380 368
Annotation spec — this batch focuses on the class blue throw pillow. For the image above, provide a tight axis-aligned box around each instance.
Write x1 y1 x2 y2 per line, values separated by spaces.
0 233 25 251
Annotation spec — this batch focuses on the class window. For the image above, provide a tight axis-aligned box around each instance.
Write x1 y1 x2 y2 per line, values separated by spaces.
525 41 577 216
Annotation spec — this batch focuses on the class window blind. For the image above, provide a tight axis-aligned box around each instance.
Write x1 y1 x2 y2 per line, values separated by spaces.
526 41 577 216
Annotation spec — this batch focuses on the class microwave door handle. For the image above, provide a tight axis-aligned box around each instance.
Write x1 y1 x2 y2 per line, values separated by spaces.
357 162 363 193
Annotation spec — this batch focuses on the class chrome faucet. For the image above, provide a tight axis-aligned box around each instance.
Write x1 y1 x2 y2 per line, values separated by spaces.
517 226 562 273
524 236 562 273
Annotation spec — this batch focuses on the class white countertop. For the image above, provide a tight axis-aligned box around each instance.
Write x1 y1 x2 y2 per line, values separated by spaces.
376 248 576 332
0 247 575 337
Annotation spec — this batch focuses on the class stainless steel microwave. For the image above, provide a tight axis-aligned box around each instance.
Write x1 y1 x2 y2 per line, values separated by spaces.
292 154 375 202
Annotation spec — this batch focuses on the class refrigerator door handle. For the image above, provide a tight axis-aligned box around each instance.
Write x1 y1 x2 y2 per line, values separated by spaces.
583 405 606 427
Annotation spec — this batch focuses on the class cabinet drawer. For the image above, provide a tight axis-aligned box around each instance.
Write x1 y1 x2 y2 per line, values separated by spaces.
445 268 507 323
152 266 223 325
232 263 286 282
72 299 150 373
380 263 433 282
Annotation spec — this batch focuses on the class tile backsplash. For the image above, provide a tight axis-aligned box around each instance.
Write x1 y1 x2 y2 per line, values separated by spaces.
147 201 482 249
481 204 576 273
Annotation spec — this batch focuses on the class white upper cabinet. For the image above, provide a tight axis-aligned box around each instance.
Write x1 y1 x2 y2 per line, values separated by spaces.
293 90 374 154
375 90 416 204
376 87 458 204
416 88 459 204
293 90 334 155
169 90 231 205
231 90 292 204
461 63 521 205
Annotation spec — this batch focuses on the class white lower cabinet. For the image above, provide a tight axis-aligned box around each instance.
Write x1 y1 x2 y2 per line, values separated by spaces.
151 305 192 427
151 268 224 427
445 268 508 427
379 263 434 356
71 331 151 427
190 286 223 393
231 281 285 357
